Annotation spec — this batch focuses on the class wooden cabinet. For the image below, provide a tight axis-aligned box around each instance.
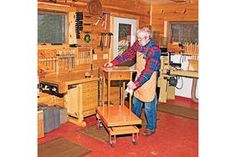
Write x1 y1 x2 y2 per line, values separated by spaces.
39 71 99 126
64 79 98 126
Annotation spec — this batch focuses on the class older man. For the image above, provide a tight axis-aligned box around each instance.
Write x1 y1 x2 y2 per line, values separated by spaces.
104 27 161 136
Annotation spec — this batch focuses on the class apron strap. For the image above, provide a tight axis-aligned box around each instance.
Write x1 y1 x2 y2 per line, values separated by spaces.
143 43 151 60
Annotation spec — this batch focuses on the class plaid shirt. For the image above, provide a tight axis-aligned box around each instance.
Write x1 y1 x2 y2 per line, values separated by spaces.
111 40 161 88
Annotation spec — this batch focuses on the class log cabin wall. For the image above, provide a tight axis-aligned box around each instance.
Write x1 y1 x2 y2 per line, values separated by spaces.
150 0 198 100
38 0 150 105
151 0 198 45
38 0 150 76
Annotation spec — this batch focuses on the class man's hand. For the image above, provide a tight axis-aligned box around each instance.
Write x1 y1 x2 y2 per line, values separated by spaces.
127 81 137 90
103 62 113 68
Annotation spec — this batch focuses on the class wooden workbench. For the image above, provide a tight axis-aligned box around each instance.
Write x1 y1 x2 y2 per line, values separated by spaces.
158 69 198 103
97 66 142 146
170 69 198 78
39 71 99 126
40 71 99 93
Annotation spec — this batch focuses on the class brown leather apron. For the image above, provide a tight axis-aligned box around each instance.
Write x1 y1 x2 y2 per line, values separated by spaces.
134 51 157 102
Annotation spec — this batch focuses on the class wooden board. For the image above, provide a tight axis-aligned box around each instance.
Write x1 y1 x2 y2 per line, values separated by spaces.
97 105 142 127
108 126 139 136
38 110 44 138
170 69 198 78
102 66 136 73
38 92 64 107
40 71 99 93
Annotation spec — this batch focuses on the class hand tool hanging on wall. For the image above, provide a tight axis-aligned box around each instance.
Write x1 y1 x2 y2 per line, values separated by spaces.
107 32 113 48
75 12 83 39
99 32 113 50
94 13 110 30
99 33 104 51
103 13 108 30
104 33 108 48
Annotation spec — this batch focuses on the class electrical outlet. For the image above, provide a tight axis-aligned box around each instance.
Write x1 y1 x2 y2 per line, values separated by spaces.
103 54 108 59
93 54 97 60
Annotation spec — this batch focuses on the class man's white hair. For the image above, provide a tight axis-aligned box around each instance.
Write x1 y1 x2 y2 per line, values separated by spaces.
137 27 151 39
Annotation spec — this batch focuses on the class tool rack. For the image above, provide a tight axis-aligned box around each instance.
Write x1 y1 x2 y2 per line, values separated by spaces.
96 66 142 146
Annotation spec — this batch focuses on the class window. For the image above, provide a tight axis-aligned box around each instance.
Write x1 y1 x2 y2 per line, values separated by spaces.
113 17 137 58
118 23 132 55
38 11 67 44
168 21 198 44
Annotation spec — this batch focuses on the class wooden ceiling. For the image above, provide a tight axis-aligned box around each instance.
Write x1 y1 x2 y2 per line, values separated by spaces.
136 0 196 4
39 0 197 5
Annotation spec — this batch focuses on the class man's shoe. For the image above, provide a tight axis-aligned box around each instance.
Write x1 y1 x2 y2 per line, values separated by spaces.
142 129 155 136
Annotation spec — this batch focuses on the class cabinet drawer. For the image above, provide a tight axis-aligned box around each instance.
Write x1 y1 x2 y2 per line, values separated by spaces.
109 72 131 80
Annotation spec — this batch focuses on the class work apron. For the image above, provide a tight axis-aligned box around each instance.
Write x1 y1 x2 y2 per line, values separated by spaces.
134 51 157 102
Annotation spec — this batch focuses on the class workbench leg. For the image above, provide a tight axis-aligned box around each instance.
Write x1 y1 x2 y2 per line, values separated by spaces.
122 81 125 105
96 117 103 129
109 135 116 147
77 84 85 126
68 117 86 127
107 75 111 105
132 133 139 145
98 77 102 106
158 76 168 103
129 93 132 109
102 77 105 105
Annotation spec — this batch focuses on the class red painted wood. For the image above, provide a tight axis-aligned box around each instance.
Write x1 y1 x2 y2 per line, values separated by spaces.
38 97 198 157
